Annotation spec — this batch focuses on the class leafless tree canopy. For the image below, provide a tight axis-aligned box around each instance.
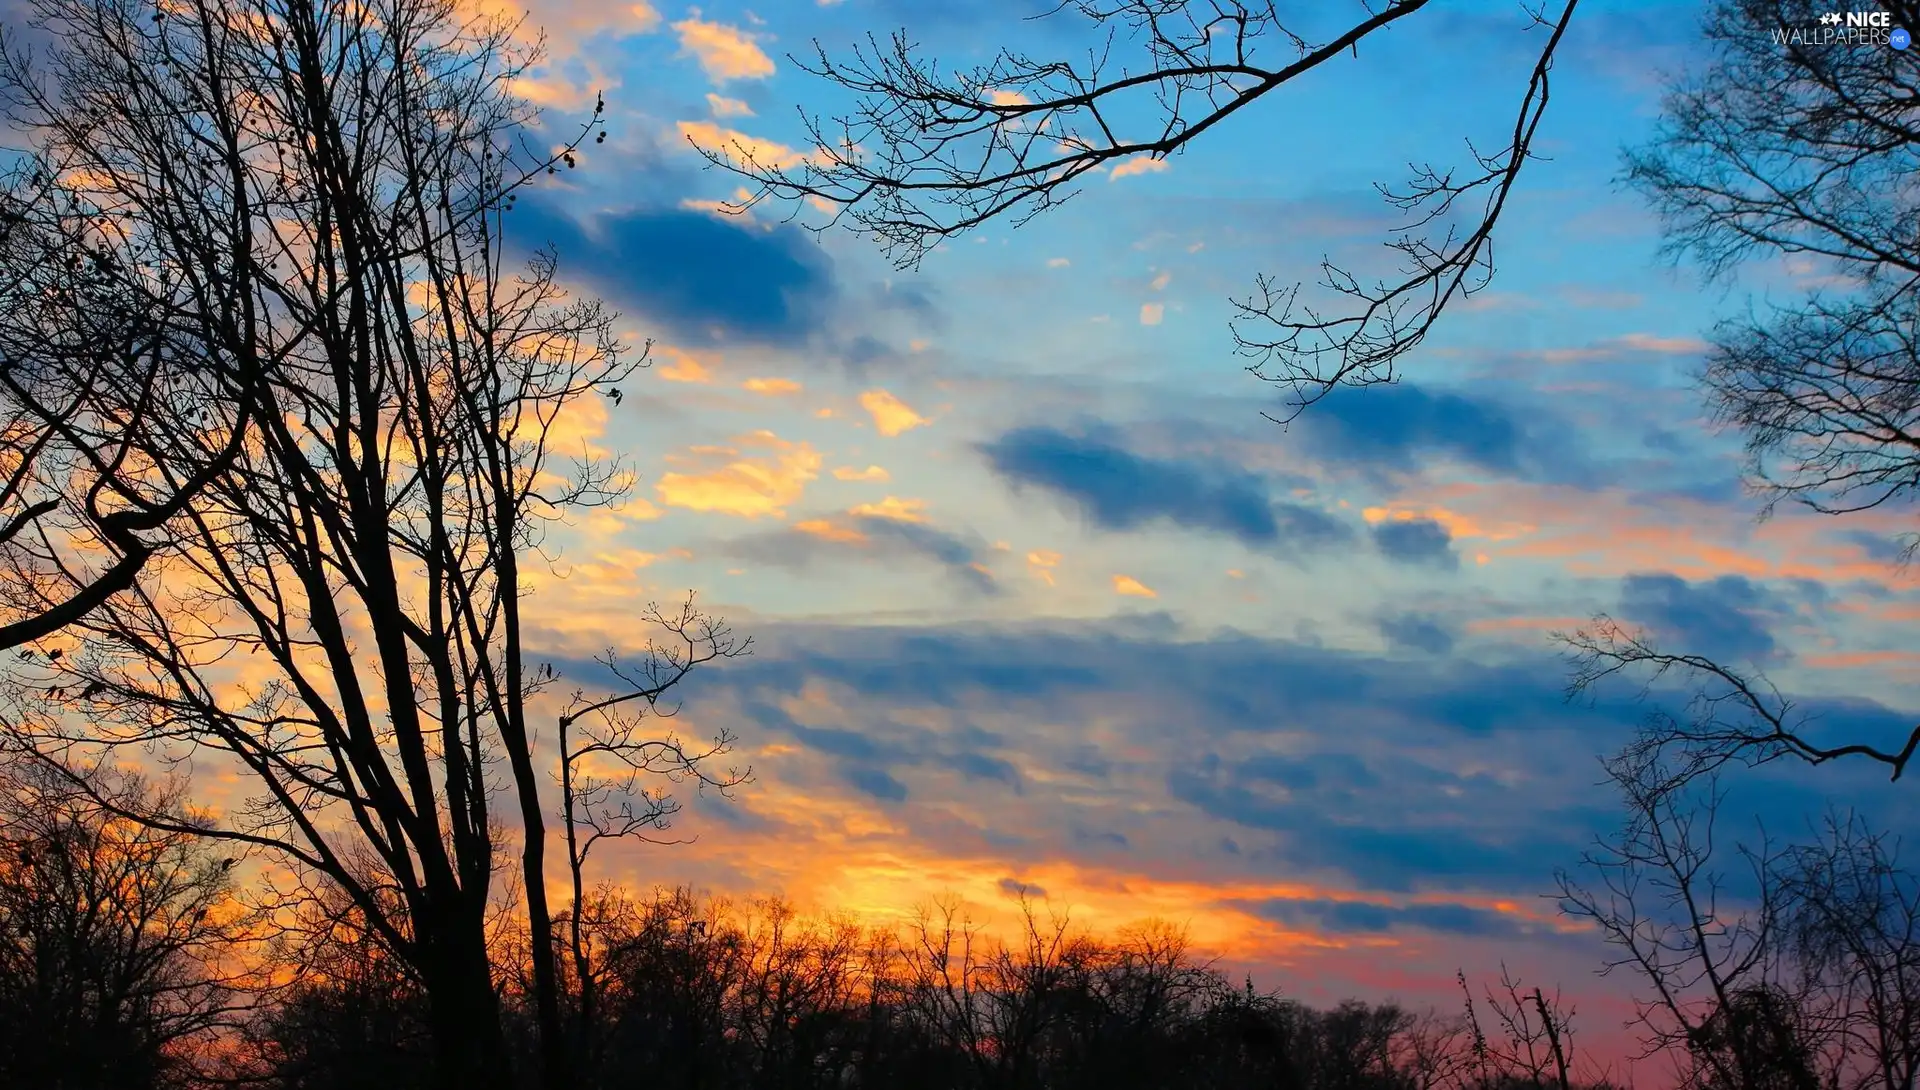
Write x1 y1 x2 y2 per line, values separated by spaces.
556 593 752 1060
1561 0 1920 787
0 761 250 1090
1560 752 1920 1090
1627 0 1920 519
704 0 1579 421
0 128 256 651
0 0 734 1084
1559 616 1920 784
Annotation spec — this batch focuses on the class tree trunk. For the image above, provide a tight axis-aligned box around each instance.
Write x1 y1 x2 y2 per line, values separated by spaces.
422 914 516 1090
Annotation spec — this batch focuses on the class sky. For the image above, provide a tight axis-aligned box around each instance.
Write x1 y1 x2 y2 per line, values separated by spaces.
461 0 1920 1072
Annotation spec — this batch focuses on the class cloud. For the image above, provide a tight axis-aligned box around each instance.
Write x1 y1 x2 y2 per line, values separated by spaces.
833 465 891 482
1302 384 1566 480
1113 574 1157 598
642 619 1723 895
706 92 754 117
794 519 867 544
1139 303 1164 326
850 518 998 593
741 377 802 395
513 203 832 345
980 426 1352 554
676 120 814 171
1524 332 1712 364
1371 518 1458 570
1378 613 1456 655
655 431 821 518
847 766 908 802
726 502 997 593
1110 156 1169 181
550 609 1916 933
998 877 1047 898
859 390 931 437
1027 549 1060 585
1841 530 1915 567
672 18 775 81
1251 897 1529 938
1165 758 1601 892
1618 573 1780 661
955 752 1021 786
849 496 927 523
654 346 716 383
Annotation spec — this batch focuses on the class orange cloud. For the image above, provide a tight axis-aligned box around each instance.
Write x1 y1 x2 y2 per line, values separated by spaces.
793 519 867 544
1361 505 1533 542
858 390 931 437
672 18 774 81
676 120 814 171
1138 303 1164 326
654 345 716 384
833 465 890 482
1463 616 1589 636
849 496 928 523
1028 549 1061 586
1386 480 1920 587
1110 156 1169 181
1112 574 1156 598
742 377 802 395
706 92 754 117
655 430 821 518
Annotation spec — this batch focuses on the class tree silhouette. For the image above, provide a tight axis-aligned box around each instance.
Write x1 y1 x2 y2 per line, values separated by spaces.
1561 0 1920 785
0 0 665 1085
707 0 1579 420
555 594 751 1066
0 759 248 1090
0 155 258 651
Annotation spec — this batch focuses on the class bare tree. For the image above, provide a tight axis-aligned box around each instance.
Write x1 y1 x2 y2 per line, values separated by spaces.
0 161 258 652
1558 752 1823 1090
1775 813 1920 1090
0 0 667 1085
705 0 1578 419
0 758 250 1090
1455 967 1583 1090
1562 0 1920 782
556 593 751 1060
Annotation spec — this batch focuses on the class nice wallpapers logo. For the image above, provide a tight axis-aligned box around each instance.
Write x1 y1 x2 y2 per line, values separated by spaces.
1774 9 1912 47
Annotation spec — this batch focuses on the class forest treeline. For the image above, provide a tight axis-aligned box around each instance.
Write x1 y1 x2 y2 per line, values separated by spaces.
6 757 1920 1090
0 757 1595 1090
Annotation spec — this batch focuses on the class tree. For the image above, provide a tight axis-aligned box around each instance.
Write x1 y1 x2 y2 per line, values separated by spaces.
238 883 441 1090
707 0 1579 419
0 0 658 1084
1773 813 1920 1090
0 155 258 651
1454 968 1582 1090
1557 754 1807 1090
1562 0 1920 782
556 593 751 1064
0 759 247 1090
1551 751 1920 1090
